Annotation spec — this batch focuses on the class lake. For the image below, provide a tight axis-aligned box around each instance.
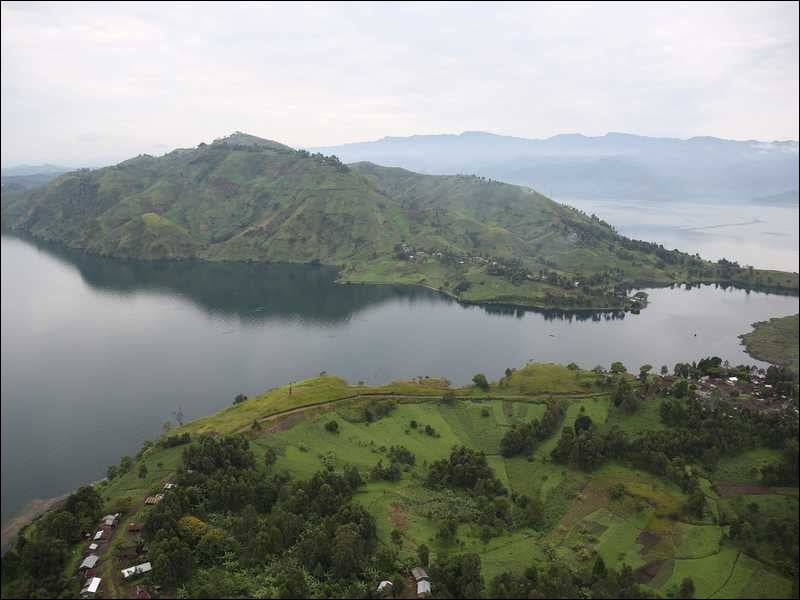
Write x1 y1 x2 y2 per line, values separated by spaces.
1 232 798 529
559 198 800 273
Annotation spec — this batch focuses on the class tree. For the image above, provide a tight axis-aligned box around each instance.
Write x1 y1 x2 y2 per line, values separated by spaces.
473 373 490 391
390 529 403 546
417 544 430 567
119 455 133 473
264 447 278 469
679 576 695 599
610 361 627 374
138 463 148 479
639 364 653 381
684 490 705 518
433 552 485 598
592 556 607 581
660 365 669 376
151 535 194 585
233 393 247 404
41 510 80 543
106 465 118 480
324 420 339 434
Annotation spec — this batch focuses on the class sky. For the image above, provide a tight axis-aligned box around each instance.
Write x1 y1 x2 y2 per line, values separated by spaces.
1 1 798 166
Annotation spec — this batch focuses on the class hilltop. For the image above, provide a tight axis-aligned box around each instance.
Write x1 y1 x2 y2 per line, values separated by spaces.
2 133 797 310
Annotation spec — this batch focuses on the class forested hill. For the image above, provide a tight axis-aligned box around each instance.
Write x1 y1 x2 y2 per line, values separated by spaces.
2 132 797 309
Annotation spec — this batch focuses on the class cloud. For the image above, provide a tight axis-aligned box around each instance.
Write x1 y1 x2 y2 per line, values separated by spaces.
1 1 798 166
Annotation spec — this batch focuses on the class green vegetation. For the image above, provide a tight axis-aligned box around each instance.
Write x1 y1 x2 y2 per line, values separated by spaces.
740 314 799 373
3 133 796 311
3 361 798 599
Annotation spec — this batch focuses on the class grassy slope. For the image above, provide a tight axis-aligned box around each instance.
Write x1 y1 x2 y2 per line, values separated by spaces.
25 364 789 600
739 314 799 372
4 133 796 310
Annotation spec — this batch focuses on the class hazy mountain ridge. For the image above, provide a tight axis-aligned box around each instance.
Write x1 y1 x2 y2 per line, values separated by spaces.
313 131 799 202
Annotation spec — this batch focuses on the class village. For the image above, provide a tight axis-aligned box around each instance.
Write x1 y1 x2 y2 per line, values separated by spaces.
75 475 435 599
75 483 175 599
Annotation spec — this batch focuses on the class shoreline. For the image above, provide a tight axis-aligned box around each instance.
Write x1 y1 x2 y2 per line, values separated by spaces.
1 478 105 554
3 228 798 313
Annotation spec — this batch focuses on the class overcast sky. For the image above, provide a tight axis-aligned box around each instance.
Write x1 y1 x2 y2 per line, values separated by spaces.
2 1 798 166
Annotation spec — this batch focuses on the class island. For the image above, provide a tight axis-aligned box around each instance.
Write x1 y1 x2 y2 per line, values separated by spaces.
3 360 797 599
2 133 797 311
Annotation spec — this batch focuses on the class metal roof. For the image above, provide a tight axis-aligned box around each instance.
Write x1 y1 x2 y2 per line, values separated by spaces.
79 554 99 569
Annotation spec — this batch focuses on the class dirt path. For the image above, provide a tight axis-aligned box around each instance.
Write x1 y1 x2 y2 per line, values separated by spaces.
236 391 605 434
100 473 174 599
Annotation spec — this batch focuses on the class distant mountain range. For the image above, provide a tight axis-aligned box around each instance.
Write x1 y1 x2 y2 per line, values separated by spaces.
2 132 796 309
0 164 71 177
313 131 799 203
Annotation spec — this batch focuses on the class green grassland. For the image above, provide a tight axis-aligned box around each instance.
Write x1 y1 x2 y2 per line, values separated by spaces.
739 314 799 372
3 133 796 311
10 363 797 599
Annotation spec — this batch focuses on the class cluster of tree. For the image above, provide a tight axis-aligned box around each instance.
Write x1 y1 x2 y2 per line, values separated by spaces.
297 150 350 172
370 459 402 482
161 432 192 448
489 558 660 599
387 445 415 466
106 453 135 480
363 399 395 422
727 501 799 580
1 486 103 599
499 400 565 457
553 392 798 485
427 446 507 498
761 439 799 486
137 433 382 593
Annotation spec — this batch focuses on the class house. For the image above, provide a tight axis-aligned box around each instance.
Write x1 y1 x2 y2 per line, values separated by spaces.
128 522 144 534
88 543 99 552
93 530 105 541
163 482 178 490
417 580 432 597
101 513 120 528
79 554 100 572
377 580 393 593
144 494 164 505
411 567 429 581
121 561 153 579
80 577 102 598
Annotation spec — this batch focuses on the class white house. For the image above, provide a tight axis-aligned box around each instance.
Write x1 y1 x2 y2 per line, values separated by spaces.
121 562 153 579
80 577 101 598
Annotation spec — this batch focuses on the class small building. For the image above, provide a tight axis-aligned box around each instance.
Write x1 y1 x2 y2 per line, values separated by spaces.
728 377 738 384
79 554 100 572
93 530 105 541
163 482 178 490
128 522 144 534
417 580 432 597
144 494 164 505
88 543 99 552
101 513 121 528
121 561 153 579
411 567 429 582
80 577 102 598
377 580 393 593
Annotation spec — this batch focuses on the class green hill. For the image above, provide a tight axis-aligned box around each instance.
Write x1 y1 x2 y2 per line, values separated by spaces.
2 132 796 309
4 363 797 599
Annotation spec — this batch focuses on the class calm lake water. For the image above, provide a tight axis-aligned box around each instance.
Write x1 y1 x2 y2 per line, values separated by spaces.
560 198 800 273
1 232 798 527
